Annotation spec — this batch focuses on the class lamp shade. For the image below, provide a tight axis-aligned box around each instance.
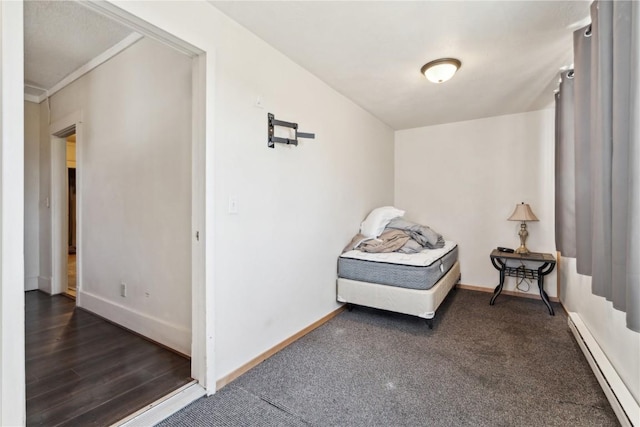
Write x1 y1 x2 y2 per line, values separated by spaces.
420 58 461 84
508 202 539 222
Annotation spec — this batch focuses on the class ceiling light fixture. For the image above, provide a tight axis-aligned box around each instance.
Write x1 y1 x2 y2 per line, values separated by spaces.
420 58 461 84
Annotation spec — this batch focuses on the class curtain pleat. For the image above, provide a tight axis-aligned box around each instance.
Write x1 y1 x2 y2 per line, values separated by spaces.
611 1 632 312
589 0 613 299
573 25 593 276
554 72 576 257
626 1 640 332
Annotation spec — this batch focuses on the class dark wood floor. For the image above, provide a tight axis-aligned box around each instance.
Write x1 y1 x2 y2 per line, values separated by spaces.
26 291 192 426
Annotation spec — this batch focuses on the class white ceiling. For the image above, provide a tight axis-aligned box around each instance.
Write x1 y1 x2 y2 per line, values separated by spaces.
210 1 590 130
24 1 590 129
24 1 135 96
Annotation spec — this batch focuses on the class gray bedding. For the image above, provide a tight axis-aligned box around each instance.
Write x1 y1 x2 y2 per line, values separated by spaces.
338 245 458 290
385 218 445 250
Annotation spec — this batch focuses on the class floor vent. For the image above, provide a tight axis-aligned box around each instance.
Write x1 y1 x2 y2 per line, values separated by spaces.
568 312 639 427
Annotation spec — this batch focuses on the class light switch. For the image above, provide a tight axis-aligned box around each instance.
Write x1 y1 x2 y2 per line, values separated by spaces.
228 196 239 214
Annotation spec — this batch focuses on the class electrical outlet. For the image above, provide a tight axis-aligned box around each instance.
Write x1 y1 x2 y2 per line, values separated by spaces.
120 282 127 297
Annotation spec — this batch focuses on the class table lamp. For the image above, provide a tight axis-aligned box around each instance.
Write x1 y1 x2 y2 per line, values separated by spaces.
508 202 539 254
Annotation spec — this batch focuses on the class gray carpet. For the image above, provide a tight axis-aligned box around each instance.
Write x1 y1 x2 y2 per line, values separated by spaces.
158 289 618 426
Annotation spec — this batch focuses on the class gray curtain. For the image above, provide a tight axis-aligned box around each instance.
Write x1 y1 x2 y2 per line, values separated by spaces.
573 24 593 276
554 71 576 257
555 0 639 332
628 0 640 331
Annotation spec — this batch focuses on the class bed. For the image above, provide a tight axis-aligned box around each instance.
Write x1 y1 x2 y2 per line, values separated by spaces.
337 242 460 328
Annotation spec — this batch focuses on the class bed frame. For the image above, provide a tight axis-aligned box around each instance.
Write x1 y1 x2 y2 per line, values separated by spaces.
336 261 460 328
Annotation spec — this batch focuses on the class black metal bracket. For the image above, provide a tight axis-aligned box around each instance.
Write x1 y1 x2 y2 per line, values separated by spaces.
268 113 315 148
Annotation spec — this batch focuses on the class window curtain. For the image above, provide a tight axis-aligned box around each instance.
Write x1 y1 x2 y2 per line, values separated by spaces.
555 0 639 332
555 71 576 258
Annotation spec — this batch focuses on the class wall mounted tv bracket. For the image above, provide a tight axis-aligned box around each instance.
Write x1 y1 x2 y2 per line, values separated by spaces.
268 113 315 148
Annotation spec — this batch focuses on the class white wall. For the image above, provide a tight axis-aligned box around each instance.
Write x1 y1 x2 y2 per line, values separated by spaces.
206 8 395 379
109 1 394 382
38 37 193 354
395 109 557 297
561 259 640 405
24 101 39 291
396 106 640 408
38 97 51 294
0 1 26 424
25 1 396 386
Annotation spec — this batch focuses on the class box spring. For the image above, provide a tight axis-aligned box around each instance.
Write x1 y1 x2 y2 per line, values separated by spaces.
337 261 461 320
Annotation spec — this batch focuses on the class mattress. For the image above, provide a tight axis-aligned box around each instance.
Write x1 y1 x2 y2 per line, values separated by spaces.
338 241 458 290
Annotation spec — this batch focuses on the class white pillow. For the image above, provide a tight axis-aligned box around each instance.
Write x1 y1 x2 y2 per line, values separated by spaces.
360 206 405 238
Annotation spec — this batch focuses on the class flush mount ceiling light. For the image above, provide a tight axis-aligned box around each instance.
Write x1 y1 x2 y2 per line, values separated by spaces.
420 58 462 83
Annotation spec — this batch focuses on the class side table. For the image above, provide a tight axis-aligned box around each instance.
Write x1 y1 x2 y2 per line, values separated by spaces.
489 249 556 315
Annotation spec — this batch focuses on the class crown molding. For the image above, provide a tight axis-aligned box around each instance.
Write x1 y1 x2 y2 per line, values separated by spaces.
24 32 143 104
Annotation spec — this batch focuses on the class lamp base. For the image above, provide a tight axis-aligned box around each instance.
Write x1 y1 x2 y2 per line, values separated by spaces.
515 222 530 255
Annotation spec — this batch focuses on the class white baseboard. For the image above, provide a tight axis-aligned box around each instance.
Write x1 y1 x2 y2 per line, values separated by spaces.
568 312 639 427
79 290 191 356
114 381 205 427
25 276 39 291
457 283 560 302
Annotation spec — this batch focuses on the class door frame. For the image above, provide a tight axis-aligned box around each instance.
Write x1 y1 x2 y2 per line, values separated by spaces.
50 114 82 300
80 1 211 395
2 1 214 423
0 2 26 425
49 6 210 394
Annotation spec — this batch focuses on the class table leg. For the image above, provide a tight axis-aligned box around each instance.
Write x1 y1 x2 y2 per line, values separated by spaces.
490 267 505 305
537 273 554 315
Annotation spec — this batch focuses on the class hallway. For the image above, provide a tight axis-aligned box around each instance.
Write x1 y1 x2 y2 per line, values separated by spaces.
25 291 192 426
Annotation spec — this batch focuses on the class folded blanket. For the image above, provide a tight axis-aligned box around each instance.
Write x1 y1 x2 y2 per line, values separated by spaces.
342 229 410 253
385 218 445 249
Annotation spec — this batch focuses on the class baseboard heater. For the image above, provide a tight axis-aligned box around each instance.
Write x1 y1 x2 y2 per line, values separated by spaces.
568 312 639 427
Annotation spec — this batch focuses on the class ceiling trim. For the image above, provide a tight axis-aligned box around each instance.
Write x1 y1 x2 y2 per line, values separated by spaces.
26 32 143 104
83 1 203 57
24 93 41 103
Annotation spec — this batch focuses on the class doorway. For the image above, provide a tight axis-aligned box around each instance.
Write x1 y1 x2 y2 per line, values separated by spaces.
50 122 77 300
8 1 211 424
66 134 77 298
